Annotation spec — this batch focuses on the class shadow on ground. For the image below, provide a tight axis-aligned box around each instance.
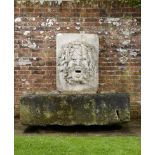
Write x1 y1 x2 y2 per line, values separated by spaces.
15 118 140 136
24 124 123 133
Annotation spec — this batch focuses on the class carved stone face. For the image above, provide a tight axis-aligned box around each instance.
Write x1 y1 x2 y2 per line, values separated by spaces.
67 49 88 84
56 34 99 93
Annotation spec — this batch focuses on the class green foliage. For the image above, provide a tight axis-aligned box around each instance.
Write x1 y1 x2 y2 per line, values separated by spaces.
15 135 141 155
74 0 141 8
118 0 141 7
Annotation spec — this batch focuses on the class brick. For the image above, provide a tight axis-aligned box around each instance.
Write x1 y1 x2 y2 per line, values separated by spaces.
21 8 34 13
31 70 45 74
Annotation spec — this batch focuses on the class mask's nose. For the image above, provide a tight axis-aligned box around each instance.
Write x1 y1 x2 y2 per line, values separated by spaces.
76 59 80 66
75 59 80 66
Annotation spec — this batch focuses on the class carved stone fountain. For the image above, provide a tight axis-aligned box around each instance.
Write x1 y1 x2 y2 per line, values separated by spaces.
20 33 130 125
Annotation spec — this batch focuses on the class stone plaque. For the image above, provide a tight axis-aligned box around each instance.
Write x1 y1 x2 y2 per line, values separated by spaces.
56 33 99 93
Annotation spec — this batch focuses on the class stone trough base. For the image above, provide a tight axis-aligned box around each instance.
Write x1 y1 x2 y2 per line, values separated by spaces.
20 93 130 126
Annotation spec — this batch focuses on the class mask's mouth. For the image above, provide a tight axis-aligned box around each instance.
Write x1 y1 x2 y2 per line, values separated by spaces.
74 69 82 79
75 70 81 73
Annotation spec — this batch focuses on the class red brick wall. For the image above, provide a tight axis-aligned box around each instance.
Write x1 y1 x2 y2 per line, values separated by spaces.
14 0 141 118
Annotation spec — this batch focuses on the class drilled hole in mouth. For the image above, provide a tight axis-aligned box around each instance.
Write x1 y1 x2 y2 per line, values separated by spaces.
75 70 81 73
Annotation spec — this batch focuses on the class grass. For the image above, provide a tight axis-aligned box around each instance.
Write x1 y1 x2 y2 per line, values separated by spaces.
15 135 140 155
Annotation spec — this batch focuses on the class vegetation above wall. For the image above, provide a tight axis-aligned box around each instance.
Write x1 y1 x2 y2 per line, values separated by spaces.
16 0 141 7
75 0 141 8
118 0 141 7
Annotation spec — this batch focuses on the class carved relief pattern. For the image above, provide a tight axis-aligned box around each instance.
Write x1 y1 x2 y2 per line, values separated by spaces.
57 40 98 92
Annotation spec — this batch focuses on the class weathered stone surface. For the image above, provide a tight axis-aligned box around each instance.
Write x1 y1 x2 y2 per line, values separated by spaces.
20 93 130 125
56 33 99 93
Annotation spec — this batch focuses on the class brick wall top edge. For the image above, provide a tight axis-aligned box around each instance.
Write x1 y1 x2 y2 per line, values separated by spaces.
15 1 141 17
15 0 141 9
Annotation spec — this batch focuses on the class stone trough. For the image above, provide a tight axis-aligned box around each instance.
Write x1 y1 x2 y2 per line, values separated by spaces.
20 93 130 126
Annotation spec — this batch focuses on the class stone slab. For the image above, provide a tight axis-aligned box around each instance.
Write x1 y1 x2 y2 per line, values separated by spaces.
56 33 99 93
20 93 130 126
